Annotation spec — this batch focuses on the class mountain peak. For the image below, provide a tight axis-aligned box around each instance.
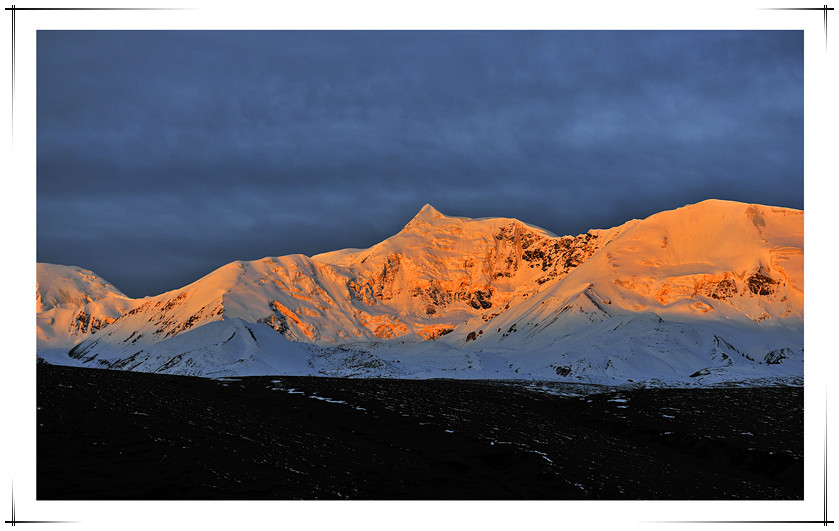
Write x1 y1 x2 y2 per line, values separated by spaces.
415 203 443 220
403 203 446 229
41 199 803 382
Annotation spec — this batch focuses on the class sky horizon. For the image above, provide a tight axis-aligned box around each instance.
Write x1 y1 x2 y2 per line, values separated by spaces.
37 30 803 298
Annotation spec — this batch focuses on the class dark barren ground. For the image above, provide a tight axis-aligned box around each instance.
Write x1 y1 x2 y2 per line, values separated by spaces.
36 364 802 500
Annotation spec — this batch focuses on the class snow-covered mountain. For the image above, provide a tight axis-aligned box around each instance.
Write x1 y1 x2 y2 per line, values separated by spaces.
36 263 143 349
451 200 802 349
39 200 803 384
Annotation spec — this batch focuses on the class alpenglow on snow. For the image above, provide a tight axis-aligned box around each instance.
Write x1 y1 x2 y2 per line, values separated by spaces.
37 199 802 384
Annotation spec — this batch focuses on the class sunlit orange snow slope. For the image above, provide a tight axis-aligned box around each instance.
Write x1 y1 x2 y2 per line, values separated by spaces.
39 199 803 382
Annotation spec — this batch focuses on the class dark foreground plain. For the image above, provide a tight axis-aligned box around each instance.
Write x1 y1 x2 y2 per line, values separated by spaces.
37 364 802 500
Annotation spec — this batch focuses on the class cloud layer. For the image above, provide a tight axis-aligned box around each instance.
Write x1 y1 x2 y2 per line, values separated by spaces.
37 31 803 298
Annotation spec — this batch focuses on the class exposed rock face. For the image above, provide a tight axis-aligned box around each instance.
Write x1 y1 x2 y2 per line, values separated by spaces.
354 310 407 339
555 366 572 376
764 348 792 365
415 325 454 341
339 217 611 324
520 230 601 284
70 310 116 335
347 253 402 304
124 291 223 340
258 300 320 341
747 271 777 296
709 278 738 300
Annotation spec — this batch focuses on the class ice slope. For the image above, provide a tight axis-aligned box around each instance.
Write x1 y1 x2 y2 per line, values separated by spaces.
36 263 142 349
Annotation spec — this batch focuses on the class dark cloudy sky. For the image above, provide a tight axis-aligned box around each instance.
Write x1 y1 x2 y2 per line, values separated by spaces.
37 30 803 298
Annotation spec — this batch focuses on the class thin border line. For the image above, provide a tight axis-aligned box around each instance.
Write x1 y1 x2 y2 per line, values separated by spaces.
9 4 13 145
4 0 187 507
6 483 77 525
5 4 190 525
4 7 191 10
655 522 835 525
652 383 829 525
8 5 831 527
6 5 193 145
762 5 833 50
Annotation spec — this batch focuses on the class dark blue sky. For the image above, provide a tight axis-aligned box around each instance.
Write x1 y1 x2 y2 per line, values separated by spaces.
37 31 803 298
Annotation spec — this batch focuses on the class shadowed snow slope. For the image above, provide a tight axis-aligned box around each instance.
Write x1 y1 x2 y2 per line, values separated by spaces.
67 318 313 377
41 200 803 383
